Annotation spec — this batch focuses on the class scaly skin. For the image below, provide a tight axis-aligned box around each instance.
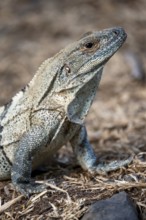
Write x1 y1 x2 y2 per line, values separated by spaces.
0 27 132 196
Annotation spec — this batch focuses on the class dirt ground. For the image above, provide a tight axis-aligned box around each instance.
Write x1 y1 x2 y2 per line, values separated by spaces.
0 0 146 219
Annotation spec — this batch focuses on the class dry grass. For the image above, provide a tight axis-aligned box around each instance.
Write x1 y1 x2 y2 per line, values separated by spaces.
0 0 146 219
0 156 146 219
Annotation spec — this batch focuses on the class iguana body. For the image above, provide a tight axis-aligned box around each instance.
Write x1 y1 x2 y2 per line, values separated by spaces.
0 27 131 196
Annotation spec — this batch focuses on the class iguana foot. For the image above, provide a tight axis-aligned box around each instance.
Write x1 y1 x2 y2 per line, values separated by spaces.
71 126 133 176
14 182 46 197
88 156 133 175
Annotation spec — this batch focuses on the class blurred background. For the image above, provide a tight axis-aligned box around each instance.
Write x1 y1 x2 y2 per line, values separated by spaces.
0 0 146 219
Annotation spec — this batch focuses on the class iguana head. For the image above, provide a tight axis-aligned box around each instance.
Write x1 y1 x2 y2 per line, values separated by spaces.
54 27 126 93
50 27 126 123
32 27 127 124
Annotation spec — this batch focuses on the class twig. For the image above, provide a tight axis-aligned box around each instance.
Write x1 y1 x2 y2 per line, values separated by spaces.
0 195 23 214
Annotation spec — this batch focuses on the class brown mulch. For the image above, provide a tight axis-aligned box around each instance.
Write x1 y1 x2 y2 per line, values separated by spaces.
0 0 146 219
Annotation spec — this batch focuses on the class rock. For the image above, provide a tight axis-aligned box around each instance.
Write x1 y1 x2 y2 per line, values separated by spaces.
81 191 140 220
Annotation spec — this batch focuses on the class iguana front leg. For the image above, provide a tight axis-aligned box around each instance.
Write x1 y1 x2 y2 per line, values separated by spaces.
11 126 49 196
70 126 132 174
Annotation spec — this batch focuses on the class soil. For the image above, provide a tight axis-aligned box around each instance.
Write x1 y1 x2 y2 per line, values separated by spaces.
0 0 146 219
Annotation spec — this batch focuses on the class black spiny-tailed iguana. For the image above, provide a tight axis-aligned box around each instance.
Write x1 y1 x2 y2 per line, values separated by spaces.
0 27 132 196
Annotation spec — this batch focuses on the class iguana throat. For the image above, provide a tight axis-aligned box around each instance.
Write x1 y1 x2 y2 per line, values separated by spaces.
67 67 103 124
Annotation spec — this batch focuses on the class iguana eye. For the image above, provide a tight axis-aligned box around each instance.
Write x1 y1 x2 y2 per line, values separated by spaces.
82 40 99 52
85 42 94 49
